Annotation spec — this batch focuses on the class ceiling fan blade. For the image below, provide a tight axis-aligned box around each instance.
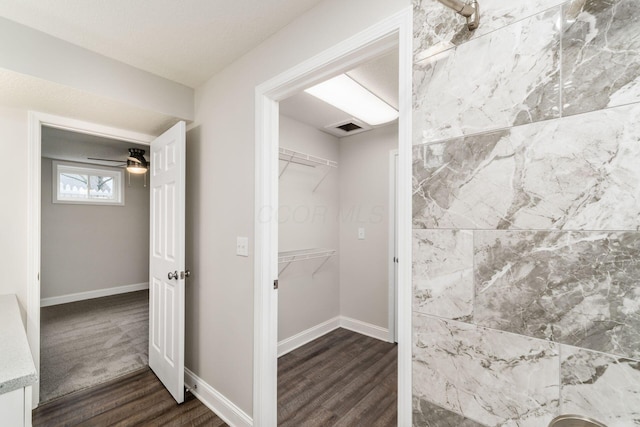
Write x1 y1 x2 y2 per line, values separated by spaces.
87 157 124 162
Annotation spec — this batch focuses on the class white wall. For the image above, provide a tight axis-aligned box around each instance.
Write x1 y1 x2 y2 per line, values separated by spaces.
0 16 193 120
40 158 149 300
188 0 409 415
0 105 28 319
278 115 340 341
339 123 398 329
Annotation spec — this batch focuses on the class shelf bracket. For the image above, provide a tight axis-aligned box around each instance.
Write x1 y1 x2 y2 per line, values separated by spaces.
279 152 295 178
312 168 333 193
278 261 294 275
312 256 331 276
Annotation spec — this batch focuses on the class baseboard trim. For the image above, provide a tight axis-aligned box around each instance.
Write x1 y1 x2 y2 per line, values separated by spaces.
184 368 253 427
339 316 390 342
277 316 341 357
40 282 149 307
277 316 390 357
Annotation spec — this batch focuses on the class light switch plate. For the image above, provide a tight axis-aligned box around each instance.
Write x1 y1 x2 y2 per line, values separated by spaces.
237 237 249 257
358 227 365 240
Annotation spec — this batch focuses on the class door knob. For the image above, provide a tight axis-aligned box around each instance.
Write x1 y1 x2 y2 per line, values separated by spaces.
180 270 191 279
168 271 178 280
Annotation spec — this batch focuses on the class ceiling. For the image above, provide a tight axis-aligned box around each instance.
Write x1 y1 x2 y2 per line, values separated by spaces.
0 2 397 137
42 126 148 167
0 0 325 88
280 49 399 137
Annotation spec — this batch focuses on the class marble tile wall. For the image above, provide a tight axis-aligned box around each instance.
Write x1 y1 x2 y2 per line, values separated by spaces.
412 0 640 426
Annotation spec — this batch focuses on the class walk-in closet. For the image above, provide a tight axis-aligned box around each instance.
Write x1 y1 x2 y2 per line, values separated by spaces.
276 49 399 425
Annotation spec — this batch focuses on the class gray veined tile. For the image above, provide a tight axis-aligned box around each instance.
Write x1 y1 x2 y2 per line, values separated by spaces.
413 230 473 321
560 346 640 427
413 0 565 57
413 103 640 230
475 231 640 360
413 8 561 145
413 397 488 427
413 314 559 427
562 0 640 116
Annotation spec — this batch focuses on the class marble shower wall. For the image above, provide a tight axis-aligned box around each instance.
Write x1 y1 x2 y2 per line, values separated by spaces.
412 0 640 426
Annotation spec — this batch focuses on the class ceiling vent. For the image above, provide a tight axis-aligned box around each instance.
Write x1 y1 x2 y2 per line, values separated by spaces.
323 118 372 137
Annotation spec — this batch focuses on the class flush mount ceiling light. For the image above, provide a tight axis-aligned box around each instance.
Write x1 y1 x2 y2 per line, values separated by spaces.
126 148 148 174
304 74 398 126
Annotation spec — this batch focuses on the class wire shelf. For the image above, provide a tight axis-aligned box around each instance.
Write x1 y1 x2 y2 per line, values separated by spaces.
277 248 336 275
279 147 337 192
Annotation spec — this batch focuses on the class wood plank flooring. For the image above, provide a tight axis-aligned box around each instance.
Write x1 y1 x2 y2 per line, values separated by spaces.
40 291 149 402
32 368 227 427
33 327 396 426
278 327 397 426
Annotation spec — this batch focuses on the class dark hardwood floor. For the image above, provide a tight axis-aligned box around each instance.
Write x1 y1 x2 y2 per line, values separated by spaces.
278 328 397 426
33 328 396 426
32 368 227 427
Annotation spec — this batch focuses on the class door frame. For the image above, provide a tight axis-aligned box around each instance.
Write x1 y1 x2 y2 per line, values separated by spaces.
26 111 154 406
388 149 399 343
254 7 413 425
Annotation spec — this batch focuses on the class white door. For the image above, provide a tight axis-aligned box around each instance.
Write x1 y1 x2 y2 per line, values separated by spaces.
149 121 186 404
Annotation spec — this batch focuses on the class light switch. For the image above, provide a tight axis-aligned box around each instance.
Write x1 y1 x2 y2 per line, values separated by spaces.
358 227 365 240
237 237 249 257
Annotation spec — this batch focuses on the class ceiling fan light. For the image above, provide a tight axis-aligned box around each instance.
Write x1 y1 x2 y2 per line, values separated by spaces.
127 159 147 174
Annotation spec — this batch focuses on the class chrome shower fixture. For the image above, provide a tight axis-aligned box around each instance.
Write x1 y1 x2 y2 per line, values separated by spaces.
437 0 480 31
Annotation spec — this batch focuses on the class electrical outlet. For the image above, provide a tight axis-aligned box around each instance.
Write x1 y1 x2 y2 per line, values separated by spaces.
237 237 249 257
358 227 365 240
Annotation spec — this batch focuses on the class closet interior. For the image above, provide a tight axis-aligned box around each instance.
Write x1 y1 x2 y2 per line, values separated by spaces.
278 51 398 356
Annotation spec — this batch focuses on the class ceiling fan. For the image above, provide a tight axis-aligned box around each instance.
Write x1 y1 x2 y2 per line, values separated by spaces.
88 148 149 174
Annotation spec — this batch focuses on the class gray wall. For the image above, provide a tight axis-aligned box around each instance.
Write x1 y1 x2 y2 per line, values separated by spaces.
41 158 150 300
277 118 398 340
339 124 397 329
412 0 640 426
278 115 340 341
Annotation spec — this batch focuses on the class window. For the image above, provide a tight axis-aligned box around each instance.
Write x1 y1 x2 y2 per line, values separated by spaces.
53 161 124 206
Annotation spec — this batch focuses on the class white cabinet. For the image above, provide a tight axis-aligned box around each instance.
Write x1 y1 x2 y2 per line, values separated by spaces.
0 294 37 427
0 386 31 427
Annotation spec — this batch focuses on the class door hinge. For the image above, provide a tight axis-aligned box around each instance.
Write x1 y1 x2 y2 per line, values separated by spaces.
273 279 279 290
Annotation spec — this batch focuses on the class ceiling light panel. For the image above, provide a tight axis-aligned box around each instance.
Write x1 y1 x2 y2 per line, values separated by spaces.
304 74 398 126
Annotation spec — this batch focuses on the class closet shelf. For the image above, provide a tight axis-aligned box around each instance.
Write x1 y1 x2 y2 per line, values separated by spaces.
279 147 337 192
278 248 336 275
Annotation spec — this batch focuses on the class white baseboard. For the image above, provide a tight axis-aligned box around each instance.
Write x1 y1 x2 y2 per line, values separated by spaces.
339 316 390 342
277 316 341 357
277 316 390 357
184 368 253 427
40 282 149 307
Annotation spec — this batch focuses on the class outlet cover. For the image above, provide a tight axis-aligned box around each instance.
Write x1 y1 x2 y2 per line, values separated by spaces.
358 227 365 240
237 237 249 257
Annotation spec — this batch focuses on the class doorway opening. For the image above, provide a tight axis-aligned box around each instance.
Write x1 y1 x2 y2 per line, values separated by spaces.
38 126 151 403
254 8 412 426
26 112 157 406
276 47 400 424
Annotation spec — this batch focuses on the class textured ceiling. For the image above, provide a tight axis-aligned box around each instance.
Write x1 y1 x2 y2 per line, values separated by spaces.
0 0 325 88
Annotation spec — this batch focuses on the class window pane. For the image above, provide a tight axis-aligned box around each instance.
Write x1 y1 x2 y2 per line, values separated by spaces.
89 175 115 199
59 173 88 199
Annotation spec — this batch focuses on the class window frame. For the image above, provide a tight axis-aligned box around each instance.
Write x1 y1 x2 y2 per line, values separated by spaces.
52 160 125 206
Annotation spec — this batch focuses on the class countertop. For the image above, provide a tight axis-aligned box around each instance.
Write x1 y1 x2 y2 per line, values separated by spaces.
0 294 37 395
